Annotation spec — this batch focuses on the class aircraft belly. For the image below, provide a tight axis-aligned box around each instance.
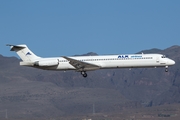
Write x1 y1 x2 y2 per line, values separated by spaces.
121 60 154 67
100 60 158 68
99 61 122 68
57 63 75 70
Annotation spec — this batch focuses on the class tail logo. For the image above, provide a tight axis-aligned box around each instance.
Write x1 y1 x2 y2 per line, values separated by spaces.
26 52 32 55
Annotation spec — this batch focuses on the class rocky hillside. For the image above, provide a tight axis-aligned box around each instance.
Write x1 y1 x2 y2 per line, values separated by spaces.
0 45 180 119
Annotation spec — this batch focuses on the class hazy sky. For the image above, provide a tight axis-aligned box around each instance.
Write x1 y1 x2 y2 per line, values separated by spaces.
1 0 180 57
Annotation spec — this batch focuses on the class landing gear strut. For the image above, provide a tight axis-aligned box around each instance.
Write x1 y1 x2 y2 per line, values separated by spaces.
165 66 168 72
81 71 87 78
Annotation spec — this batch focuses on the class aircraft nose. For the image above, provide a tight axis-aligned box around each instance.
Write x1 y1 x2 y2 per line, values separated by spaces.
169 59 175 65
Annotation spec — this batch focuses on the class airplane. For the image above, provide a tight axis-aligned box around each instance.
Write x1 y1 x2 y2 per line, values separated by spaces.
7 44 175 78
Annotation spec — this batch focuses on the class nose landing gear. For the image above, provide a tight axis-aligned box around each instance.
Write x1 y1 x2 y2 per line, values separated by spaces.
165 66 168 72
81 71 87 78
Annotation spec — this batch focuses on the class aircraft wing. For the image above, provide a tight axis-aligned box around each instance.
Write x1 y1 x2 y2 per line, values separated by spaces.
62 56 100 71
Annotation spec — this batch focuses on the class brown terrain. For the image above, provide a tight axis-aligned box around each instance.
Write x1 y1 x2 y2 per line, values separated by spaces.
0 45 180 120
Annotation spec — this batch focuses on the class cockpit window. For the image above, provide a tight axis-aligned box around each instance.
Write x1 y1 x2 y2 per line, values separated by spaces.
161 55 166 58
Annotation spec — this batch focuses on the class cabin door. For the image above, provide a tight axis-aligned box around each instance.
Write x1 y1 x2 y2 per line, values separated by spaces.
156 56 160 63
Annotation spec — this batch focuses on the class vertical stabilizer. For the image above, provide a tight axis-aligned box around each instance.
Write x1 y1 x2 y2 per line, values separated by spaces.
7 44 40 62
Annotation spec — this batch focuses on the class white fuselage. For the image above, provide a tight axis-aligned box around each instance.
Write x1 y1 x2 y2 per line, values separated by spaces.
25 54 175 71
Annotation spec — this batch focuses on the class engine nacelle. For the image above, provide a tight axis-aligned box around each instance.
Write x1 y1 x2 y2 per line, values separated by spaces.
34 60 59 67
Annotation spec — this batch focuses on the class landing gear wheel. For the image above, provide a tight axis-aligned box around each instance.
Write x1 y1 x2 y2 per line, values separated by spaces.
81 71 87 78
83 73 87 77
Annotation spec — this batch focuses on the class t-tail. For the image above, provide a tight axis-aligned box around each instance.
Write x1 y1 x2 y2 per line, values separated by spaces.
6 44 40 63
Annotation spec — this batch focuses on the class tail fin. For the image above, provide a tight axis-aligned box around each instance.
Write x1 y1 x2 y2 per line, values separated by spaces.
7 44 40 62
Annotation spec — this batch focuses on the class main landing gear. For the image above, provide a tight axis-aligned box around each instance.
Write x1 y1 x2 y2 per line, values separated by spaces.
81 71 87 78
165 66 168 72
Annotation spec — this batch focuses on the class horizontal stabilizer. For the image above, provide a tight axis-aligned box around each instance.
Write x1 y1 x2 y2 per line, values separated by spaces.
6 44 26 51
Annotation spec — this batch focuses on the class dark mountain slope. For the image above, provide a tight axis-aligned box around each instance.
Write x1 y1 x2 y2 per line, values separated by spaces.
0 45 180 119
150 45 180 105
0 55 130 119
